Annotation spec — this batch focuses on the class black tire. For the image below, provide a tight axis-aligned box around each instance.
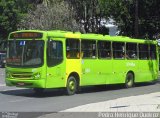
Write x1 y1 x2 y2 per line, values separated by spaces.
33 88 44 94
125 73 134 88
66 76 77 95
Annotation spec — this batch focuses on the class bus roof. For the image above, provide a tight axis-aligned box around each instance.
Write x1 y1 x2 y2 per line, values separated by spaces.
9 30 157 44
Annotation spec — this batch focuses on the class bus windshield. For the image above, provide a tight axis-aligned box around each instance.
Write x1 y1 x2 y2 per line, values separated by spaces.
7 40 44 67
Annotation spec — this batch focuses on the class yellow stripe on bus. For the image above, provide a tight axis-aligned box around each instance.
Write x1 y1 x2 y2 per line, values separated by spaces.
65 33 80 38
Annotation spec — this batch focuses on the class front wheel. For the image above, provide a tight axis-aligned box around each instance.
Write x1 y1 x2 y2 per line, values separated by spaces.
125 73 134 88
66 76 77 95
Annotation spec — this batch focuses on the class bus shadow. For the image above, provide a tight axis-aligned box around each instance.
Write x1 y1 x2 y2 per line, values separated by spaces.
135 80 160 87
0 81 157 98
78 81 156 94
0 88 67 98
0 84 127 98
78 84 125 94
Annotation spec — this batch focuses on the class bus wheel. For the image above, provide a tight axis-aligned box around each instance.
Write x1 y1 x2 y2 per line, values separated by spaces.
66 76 77 95
125 73 134 88
33 88 44 94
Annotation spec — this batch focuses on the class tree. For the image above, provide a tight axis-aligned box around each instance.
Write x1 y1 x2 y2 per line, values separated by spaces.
18 0 80 31
66 0 107 34
138 0 160 39
0 0 33 40
100 0 160 39
100 0 135 37
0 0 20 40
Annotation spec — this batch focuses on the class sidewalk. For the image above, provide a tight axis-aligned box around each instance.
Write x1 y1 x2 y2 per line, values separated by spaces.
62 92 160 112
39 92 160 118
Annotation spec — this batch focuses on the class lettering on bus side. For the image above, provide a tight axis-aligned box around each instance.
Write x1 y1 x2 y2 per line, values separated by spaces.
126 62 136 67
85 68 91 73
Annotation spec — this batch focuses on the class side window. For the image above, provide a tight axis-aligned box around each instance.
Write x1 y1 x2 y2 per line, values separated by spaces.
150 45 157 60
66 39 80 59
113 42 125 59
47 40 63 67
126 43 137 59
81 40 96 59
139 44 149 60
98 41 111 59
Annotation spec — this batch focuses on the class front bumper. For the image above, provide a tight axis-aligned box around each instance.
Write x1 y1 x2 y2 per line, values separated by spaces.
5 78 46 88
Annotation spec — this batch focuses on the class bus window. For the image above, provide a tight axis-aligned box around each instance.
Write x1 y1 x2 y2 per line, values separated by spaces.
7 40 44 67
98 41 111 59
139 44 149 60
47 40 63 67
113 42 125 59
126 43 137 59
66 39 80 59
150 45 156 60
81 40 96 59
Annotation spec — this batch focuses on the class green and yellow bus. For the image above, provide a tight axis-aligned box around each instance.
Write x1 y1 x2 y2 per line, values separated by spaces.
5 30 159 95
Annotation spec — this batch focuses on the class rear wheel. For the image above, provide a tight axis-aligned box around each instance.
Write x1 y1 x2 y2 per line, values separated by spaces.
125 73 134 88
66 76 77 95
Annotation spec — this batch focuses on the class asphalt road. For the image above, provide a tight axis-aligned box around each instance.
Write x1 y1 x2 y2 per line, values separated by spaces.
0 68 160 114
0 68 5 85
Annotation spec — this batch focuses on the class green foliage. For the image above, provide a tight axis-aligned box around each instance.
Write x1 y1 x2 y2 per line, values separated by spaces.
0 0 32 40
100 0 135 37
0 0 160 40
138 0 160 39
100 0 160 39
0 0 18 40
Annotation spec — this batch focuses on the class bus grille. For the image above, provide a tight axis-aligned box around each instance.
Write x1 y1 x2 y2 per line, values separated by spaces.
11 72 32 79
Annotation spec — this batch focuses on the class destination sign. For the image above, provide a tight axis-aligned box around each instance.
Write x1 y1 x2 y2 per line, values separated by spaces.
10 32 43 39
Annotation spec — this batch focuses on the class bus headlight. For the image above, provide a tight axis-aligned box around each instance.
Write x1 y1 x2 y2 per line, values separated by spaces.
33 73 41 79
